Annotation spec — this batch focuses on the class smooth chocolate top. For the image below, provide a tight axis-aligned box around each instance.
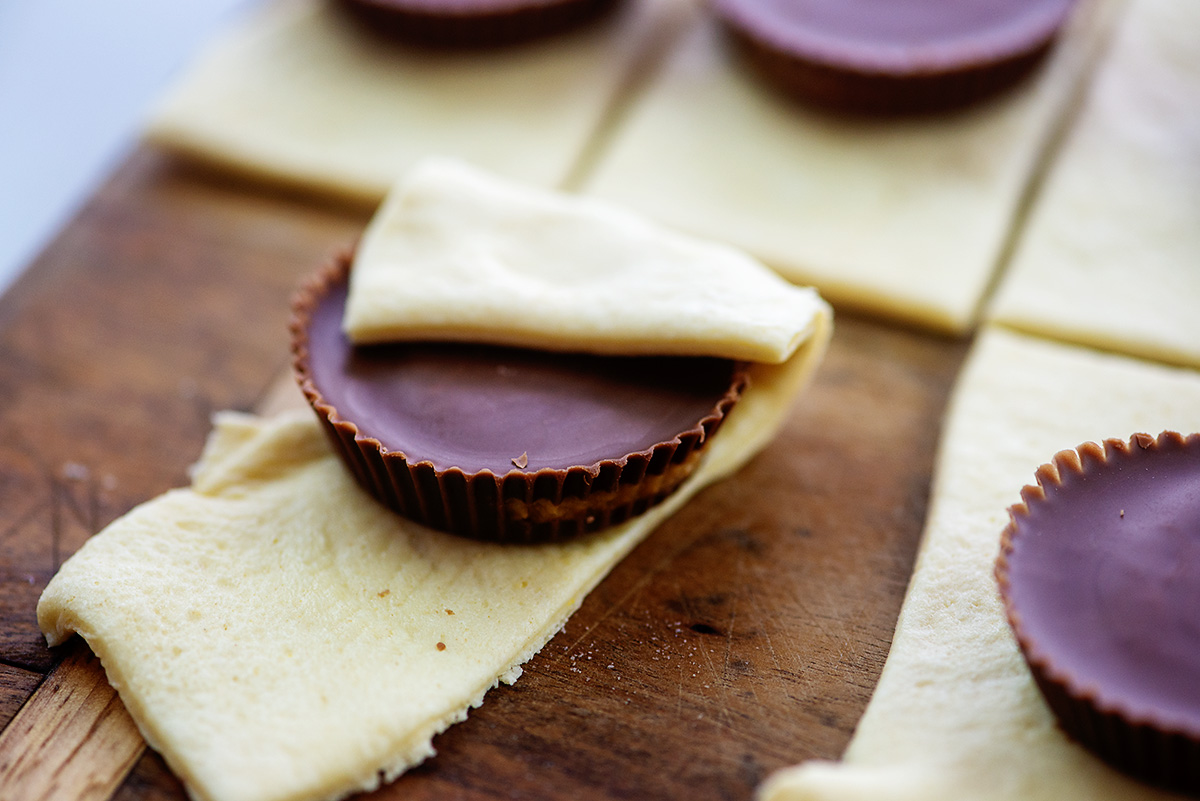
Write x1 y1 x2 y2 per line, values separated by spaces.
306 280 741 475
1005 436 1200 735
717 0 1075 73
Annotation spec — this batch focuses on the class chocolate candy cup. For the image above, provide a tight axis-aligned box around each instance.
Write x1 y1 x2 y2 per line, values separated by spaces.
996 432 1200 795
336 0 621 48
290 253 749 542
714 0 1078 114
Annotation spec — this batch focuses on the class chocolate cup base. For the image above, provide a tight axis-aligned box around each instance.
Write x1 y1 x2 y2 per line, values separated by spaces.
722 25 1057 116
997 433 1200 796
336 0 622 49
1027 663 1200 796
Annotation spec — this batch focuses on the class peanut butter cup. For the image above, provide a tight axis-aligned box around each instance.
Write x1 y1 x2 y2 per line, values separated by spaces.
291 254 748 543
714 0 1078 114
997 432 1200 795
337 0 620 47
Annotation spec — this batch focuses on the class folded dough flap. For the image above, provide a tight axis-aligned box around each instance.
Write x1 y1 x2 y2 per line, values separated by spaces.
344 158 829 365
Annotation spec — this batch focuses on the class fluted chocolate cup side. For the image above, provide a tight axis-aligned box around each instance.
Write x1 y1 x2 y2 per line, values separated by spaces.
336 0 622 49
996 432 1200 796
290 251 749 543
713 0 1076 115
719 24 1057 115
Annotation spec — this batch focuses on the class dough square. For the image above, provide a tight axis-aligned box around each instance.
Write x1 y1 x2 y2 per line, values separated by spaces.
988 0 1200 369
581 5 1114 334
760 325 1200 801
145 0 692 202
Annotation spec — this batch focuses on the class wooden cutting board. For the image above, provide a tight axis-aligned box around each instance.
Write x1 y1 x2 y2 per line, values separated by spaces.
0 148 968 801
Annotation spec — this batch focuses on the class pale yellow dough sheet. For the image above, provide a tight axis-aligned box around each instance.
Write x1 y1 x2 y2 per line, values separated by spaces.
582 3 1116 333
38 352 824 801
145 0 691 201
346 159 827 362
38 166 832 801
988 0 1200 369
760 325 1200 801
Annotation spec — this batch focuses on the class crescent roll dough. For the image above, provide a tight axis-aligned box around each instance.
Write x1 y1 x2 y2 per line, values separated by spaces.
38 166 831 801
760 325 1200 801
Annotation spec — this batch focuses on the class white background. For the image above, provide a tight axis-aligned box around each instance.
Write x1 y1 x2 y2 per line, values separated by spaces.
0 0 253 296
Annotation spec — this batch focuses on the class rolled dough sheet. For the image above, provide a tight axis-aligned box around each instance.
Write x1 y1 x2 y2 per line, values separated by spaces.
988 0 1200 369
37 330 824 801
759 324 1200 801
581 3 1116 334
144 0 692 202
37 181 832 801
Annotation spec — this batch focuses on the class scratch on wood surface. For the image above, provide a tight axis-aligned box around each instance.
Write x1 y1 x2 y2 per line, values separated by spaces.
50 472 99 570
676 660 685 720
748 587 816 700
49 479 61 575
560 567 657 657
0 499 48 556
675 581 735 729
56 468 97 530
803 589 839 653
723 551 741 666
560 525 708 656
747 591 788 679
723 572 760 708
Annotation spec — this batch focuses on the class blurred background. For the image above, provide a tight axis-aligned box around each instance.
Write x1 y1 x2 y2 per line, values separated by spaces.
0 0 253 295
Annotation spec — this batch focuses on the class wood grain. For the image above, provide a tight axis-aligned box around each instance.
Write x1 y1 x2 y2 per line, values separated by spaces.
0 639 143 801
0 146 968 800
0 664 42 732
0 374 309 801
